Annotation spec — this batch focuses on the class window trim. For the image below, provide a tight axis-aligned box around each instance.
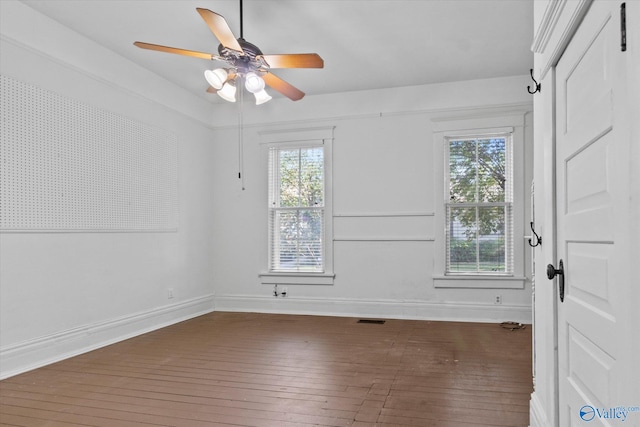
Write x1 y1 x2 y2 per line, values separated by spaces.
432 114 527 289
259 127 334 286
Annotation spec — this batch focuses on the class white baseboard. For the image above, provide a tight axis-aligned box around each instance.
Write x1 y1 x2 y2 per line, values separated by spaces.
529 391 553 427
214 294 532 324
0 294 215 380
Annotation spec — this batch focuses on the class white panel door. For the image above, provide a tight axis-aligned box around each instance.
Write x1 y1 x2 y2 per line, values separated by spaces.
554 1 636 426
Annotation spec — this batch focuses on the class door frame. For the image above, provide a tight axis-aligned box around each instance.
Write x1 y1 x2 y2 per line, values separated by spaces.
530 1 594 426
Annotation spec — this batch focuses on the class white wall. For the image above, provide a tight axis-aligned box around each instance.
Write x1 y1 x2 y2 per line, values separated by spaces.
210 76 534 323
0 1 217 378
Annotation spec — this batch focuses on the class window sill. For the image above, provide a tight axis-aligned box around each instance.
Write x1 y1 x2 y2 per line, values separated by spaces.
433 275 526 289
259 272 335 286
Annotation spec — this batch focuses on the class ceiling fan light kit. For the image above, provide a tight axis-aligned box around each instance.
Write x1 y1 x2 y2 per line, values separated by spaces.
244 72 264 93
217 81 237 103
133 1 323 105
253 89 273 105
204 68 228 90
244 71 272 105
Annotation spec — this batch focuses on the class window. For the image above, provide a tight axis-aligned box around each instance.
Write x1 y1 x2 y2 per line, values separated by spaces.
259 127 334 286
445 133 513 274
433 113 529 289
268 145 325 272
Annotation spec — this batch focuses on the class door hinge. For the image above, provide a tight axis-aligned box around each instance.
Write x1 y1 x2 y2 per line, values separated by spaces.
621 2 627 52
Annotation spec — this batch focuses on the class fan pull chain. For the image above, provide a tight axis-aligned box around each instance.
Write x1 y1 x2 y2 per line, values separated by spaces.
238 85 245 190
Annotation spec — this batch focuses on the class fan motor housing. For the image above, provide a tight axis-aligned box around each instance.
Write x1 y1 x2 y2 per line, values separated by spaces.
218 38 265 72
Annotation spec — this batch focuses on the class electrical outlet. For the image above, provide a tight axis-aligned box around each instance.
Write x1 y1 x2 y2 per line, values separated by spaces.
168 288 174 299
273 285 288 297
494 295 502 305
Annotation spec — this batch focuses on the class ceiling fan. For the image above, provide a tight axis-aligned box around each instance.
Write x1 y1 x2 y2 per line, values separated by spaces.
133 0 324 104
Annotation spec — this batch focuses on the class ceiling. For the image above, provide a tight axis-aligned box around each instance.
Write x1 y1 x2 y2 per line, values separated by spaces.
20 0 534 104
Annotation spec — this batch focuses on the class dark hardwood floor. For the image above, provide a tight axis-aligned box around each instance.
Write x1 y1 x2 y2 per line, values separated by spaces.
0 312 532 426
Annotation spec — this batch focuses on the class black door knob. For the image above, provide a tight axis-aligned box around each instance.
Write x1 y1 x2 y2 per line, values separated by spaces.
546 259 565 302
547 262 562 279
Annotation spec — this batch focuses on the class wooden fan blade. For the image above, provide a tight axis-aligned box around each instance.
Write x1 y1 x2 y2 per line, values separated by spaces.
263 73 305 101
196 8 243 53
259 54 324 69
206 86 217 93
134 42 214 60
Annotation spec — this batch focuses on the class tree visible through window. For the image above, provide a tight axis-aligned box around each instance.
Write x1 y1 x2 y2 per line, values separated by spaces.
446 134 513 274
268 145 325 272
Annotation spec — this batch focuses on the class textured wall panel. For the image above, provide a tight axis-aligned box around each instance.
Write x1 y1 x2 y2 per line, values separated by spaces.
0 75 178 231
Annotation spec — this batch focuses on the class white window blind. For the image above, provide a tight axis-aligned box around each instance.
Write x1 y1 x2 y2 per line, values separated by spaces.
445 134 513 274
268 145 325 272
